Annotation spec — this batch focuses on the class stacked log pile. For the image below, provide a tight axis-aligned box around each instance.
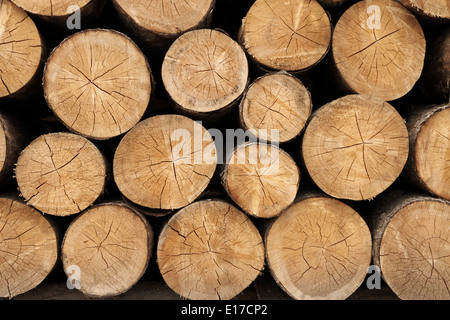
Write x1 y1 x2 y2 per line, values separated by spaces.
0 0 449 300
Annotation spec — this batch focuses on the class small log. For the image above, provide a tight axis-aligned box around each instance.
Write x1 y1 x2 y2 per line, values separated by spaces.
302 94 409 201
113 114 217 210
332 0 426 101
221 142 300 219
405 104 450 201
157 199 265 300
162 29 248 121
11 0 107 29
397 0 450 24
15 132 107 217
370 192 450 300
239 0 332 73
61 201 153 298
0 0 45 100
43 29 153 140
0 196 59 299
265 194 372 300
112 0 215 51
239 72 312 144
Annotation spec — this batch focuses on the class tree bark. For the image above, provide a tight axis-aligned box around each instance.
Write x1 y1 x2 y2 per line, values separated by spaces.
15 132 108 216
43 29 153 140
265 193 372 300
239 71 312 144
113 114 217 210
0 196 59 299
162 29 249 121
238 0 332 73
157 198 265 300
331 0 426 101
61 201 153 298
301 94 409 201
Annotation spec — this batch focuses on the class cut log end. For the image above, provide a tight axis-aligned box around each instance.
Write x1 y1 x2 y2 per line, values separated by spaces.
157 199 265 300
43 29 153 140
11 0 93 17
0 0 42 99
113 114 217 210
240 0 331 72
266 196 372 300
332 0 426 101
397 0 450 21
112 0 215 40
162 29 248 119
302 94 409 201
374 197 450 300
15 132 107 217
239 72 312 143
0 197 58 299
61 202 153 298
412 106 450 201
222 143 300 219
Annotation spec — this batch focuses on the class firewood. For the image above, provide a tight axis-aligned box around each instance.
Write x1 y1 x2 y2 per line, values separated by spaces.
370 192 450 300
405 104 450 201
113 114 217 210
239 72 312 143
0 196 59 299
0 0 44 100
302 94 409 201
221 142 300 219
332 0 426 101
15 132 107 216
265 193 372 300
61 201 153 298
162 29 248 121
397 0 450 23
157 199 265 300
43 29 153 140
239 0 332 73
112 0 215 50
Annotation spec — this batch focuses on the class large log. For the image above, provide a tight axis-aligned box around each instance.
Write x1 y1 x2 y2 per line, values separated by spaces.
332 0 426 101
238 0 332 73
0 196 59 299
0 0 45 101
61 202 153 298
162 29 248 121
265 193 372 300
43 29 153 140
221 142 300 219
113 114 217 210
112 0 215 51
239 72 312 144
302 94 409 201
157 199 265 300
405 104 450 201
370 192 450 300
15 132 107 216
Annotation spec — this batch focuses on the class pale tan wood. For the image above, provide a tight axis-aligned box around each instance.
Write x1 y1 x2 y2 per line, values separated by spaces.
43 29 153 140
113 114 217 210
239 72 312 143
371 193 450 300
266 195 372 300
397 0 450 21
239 0 332 72
162 29 248 120
15 132 107 217
302 94 409 201
0 196 59 299
157 199 265 300
0 0 43 99
332 0 426 101
406 105 450 201
221 142 300 219
61 202 153 298
112 0 215 49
